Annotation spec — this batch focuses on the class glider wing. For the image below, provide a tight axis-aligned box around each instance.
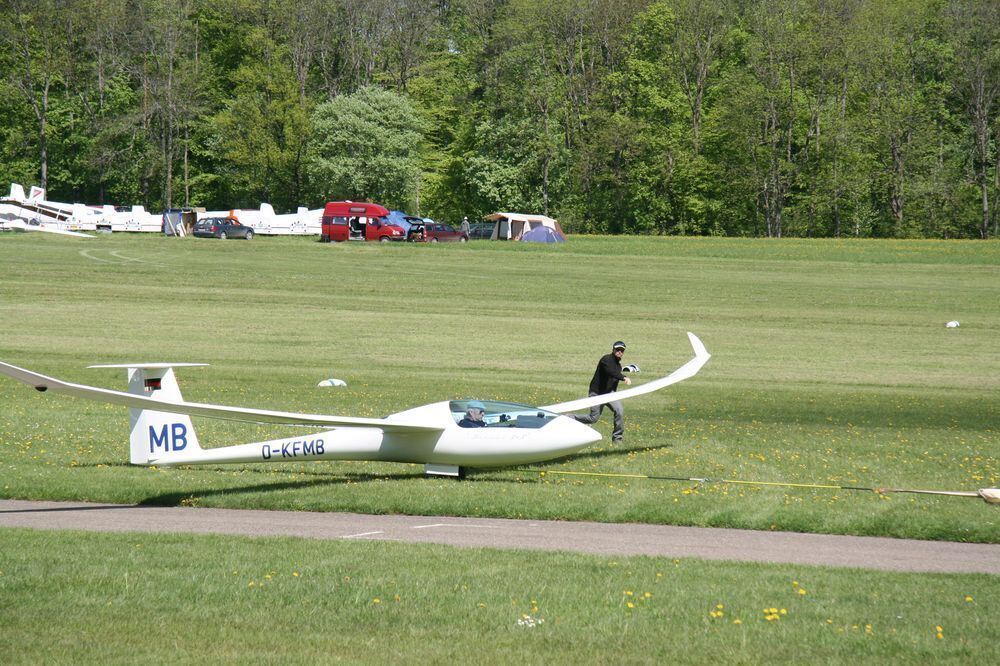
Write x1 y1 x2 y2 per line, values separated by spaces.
2 220 93 238
0 361 442 433
542 332 710 413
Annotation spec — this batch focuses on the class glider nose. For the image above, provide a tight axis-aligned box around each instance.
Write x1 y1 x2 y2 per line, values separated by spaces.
549 415 602 455
576 419 603 446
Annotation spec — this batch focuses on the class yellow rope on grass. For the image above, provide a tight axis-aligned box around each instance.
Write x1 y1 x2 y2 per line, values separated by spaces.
524 469 999 504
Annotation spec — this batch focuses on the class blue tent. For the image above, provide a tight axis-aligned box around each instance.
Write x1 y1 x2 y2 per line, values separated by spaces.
387 210 410 232
521 225 565 243
387 210 425 235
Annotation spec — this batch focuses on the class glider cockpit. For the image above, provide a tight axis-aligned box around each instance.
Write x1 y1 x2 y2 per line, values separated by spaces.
450 400 558 429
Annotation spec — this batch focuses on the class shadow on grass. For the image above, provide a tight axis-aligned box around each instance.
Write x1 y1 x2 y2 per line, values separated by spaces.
136 471 427 507
467 443 675 483
0 503 139 514
559 441 674 463
66 443 671 494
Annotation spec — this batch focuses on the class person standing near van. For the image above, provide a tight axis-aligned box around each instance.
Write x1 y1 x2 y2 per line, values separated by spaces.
570 341 631 443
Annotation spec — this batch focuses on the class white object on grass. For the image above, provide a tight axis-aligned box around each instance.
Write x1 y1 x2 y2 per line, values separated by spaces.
318 378 347 387
945 321 960 328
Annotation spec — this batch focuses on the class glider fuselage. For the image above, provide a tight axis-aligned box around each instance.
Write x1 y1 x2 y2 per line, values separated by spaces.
144 400 601 468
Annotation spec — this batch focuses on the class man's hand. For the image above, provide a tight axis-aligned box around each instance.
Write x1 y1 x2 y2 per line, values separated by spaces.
623 376 632 386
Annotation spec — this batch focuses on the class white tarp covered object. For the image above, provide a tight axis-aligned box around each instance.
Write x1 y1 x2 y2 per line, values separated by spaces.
485 212 566 241
2 182 321 236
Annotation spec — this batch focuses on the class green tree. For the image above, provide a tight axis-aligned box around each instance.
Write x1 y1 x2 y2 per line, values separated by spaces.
125 0 204 208
306 86 425 208
206 23 312 210
0 77 38 189
608 0 732 235
944 0 1000 238
852 0 948 236
0 0 74 191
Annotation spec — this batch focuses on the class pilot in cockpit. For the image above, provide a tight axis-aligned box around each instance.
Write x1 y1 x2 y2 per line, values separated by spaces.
457 400 487 428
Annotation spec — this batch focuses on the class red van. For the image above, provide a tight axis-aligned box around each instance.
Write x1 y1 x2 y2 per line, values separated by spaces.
320 201 405 242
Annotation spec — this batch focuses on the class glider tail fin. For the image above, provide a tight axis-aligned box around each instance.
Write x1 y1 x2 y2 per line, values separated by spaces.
91 364 204 465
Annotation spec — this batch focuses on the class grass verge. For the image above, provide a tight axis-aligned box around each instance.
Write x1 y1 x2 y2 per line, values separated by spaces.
1 528 996 664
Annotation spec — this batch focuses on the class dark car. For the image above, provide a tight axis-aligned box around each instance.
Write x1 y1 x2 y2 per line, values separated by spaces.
424 222 468 243
193 217 254 240
467 222 493 240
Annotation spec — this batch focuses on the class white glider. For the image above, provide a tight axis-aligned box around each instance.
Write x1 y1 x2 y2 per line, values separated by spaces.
0 333 710 477
0 183 96 237
0 218 94 238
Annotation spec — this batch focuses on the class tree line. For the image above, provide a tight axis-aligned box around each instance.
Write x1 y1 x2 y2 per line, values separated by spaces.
1 0 997 238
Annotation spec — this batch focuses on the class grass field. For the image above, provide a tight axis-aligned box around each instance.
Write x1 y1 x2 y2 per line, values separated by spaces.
2 233 998 663
0 234 998 543
1 528 996 664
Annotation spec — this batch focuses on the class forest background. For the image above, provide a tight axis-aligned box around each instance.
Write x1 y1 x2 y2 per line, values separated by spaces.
1 0 998 238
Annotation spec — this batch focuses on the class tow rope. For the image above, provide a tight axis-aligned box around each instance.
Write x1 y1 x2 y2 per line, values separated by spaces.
522 469 1000 505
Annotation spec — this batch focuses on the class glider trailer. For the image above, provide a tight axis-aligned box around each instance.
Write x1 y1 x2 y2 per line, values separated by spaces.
0 334 710 477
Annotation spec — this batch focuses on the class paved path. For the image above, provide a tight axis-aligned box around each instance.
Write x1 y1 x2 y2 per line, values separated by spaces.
2 499 997 574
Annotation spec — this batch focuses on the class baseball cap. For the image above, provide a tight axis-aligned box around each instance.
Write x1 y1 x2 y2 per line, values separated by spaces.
612 341 626 351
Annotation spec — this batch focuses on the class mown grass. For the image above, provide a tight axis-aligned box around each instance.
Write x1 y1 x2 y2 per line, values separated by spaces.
0 234 997 541
1 528 996 664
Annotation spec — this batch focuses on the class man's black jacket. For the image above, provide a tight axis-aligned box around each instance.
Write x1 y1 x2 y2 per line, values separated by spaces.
588 353 626 395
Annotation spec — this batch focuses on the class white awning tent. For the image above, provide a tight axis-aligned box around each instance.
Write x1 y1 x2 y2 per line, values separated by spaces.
485 212 566 241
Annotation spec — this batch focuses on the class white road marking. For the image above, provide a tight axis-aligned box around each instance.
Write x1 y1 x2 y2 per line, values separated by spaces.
112 250 167 266
110 250 155 264
341 531 384 539
412 523 499 529
79 248 167 266
79 249 117 263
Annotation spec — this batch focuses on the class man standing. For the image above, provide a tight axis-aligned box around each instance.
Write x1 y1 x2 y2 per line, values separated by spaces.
571 341 631 443
461 216 471 237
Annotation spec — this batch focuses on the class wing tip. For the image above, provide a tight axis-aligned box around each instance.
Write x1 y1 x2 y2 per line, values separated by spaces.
686 332 710 360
